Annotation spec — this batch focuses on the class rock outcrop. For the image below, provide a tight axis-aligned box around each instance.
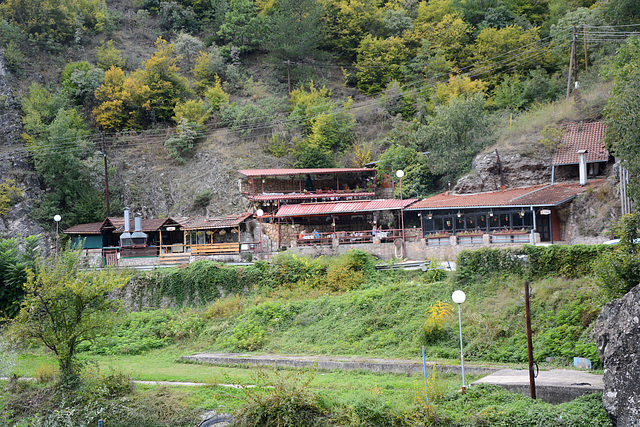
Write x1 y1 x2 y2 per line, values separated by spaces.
454 150 552 194
0 51 47 243
595 285 640 426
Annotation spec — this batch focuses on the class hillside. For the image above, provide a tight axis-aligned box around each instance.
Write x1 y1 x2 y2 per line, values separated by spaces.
0 0 635 239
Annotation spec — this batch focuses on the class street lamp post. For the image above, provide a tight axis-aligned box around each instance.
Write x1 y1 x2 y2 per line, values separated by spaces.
54 214 61 256
452 290 467 394
396 170 405 257
256 209 264 260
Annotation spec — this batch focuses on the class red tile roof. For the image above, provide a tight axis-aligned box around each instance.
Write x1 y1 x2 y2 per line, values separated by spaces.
553 122 609 165
275 199 418 217
181 213 252 230
238 168 376 177
247 191 376 202
64 222 104 235
407 180 605 210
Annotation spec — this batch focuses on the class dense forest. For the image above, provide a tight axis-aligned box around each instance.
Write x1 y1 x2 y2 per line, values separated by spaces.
1 0 640 229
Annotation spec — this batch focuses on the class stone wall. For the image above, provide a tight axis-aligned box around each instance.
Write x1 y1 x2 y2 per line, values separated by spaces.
289 233 541 261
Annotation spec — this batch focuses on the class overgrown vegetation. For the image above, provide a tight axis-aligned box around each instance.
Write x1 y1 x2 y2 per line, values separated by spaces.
6 249 130 386
3 243 621 426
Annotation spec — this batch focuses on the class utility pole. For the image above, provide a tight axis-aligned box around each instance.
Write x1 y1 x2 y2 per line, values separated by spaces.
573 26 579 90
583 24 588 72
566 26 577 99
525 280 536 399
102 132 111 217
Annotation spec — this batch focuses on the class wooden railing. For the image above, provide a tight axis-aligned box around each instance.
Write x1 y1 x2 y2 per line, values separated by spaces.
160 242 244 255
296 228 420 246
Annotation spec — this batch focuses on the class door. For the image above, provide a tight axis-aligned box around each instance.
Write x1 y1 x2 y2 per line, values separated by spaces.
536 212 552 242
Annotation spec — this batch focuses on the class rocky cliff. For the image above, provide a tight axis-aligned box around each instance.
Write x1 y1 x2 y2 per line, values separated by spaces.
0 52 47 244
595 284 640 426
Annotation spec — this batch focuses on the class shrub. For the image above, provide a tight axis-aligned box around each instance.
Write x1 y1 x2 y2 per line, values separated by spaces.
0 339 17 378
421 300 453 345
233 365 325 427
96 40 126 71
593 212 640 297
165 118 202 164
35 364 58 383
456 245 614 284
192 189 213 211
455 247 525 284
173 99 210 125
203 76 229 112
270 252 326 288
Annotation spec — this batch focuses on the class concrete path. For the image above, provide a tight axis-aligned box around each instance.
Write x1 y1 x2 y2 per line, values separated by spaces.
182 353 604 404
182 352 498 376
472 368 603 403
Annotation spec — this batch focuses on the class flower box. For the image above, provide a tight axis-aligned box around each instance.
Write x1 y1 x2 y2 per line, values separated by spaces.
425 234 450 246
491 232 530 244
457 234 483 245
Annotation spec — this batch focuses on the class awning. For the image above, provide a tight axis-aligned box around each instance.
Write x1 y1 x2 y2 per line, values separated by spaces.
275 199 418 217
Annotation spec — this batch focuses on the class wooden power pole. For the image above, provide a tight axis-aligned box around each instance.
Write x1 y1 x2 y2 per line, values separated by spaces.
566 26 577 99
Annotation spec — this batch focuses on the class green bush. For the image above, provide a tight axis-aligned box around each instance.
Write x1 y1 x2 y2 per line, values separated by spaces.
455 247 525 284
233 365 326 427
593 212 640 297
221 300 301 351
129 260 268 307
456 245 614 284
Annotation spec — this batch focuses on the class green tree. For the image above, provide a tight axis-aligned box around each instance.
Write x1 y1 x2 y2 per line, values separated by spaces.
95 40 127 71
192 47 227 92
320 0 385 60
294 140 336 168
603 36 640 201
0 0 103 46
376 144 421 196
204 76 230 112
473 25 543 78
0 235 40 318
410 13 471 65
217 0 264 55
288 82 333 132
23 102 106 226
355 35 409 94
61 61 105 107
165 118 203 163
264 0 326 63
134 37 192 123
415 93 491 189
306 102 356 153
173 31 205 73
8 249 129 386
603 0 640 26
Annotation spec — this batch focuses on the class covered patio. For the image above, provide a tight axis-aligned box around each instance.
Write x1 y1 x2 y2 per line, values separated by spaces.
273 199 419 248
407 180 606 244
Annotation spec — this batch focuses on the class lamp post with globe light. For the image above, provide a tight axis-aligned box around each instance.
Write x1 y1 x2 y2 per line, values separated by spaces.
452 289 467 394
54 214 61 256
256 209 264 260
